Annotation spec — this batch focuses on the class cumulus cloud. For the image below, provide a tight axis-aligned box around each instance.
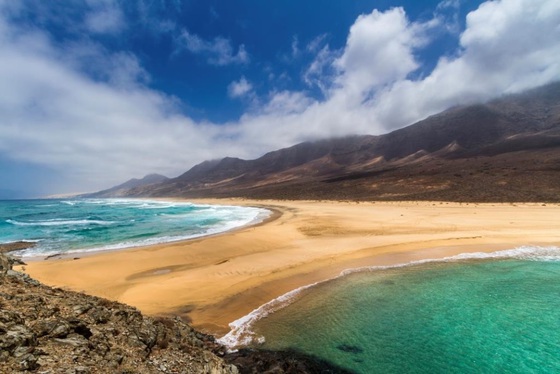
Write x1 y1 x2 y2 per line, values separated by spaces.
297 0 560 132
228 77 253 98
369 0 560 129
235 0 560 147
332 8 423 104
1 0 559 194
261 91 313 115
177 30 249 66
0 15 243 191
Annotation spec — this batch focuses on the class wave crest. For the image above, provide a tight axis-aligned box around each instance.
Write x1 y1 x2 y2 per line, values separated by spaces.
6 219 115 227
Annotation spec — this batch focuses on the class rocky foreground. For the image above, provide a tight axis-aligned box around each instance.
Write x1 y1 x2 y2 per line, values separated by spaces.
0 251 350 374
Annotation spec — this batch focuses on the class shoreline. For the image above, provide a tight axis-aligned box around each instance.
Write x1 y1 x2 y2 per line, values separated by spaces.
218 244 560 348
18 199 560 338
11 198 277 261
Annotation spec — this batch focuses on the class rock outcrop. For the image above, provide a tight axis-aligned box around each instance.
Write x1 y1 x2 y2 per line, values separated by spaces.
0 252 352 373
0 251 238 373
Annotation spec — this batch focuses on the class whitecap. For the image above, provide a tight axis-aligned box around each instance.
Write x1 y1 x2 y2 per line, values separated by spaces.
15 205 271 258
6 218 115 227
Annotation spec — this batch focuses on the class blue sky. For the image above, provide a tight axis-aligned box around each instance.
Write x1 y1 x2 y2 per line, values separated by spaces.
1 0 559 198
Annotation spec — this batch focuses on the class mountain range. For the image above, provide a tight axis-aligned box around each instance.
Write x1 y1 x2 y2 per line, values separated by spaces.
86 82 560 202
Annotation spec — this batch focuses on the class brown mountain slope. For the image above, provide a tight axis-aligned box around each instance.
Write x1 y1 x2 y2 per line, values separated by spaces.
108 82 560 202
85 173 169 198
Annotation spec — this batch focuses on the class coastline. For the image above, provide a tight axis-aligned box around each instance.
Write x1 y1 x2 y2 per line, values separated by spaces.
19 199 560 338
9 198 274 261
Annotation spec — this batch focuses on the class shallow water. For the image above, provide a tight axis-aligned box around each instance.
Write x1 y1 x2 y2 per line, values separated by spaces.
249 249 560 373
0 198 268 257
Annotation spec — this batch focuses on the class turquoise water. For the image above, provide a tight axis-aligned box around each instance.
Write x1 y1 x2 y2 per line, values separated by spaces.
223 247 560 373
0 199 268 257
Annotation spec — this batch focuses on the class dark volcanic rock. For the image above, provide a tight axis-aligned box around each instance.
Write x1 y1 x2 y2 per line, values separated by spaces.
0 241 36 254
225 348 355 374
0 251 239 373
0 251 354 373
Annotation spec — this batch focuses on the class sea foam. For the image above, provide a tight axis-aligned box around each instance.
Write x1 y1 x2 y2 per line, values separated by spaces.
6 219 115 227
3 199 270 258
218 245 560 350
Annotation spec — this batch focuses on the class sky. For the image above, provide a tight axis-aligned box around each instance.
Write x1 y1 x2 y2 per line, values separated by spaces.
0 0 559 198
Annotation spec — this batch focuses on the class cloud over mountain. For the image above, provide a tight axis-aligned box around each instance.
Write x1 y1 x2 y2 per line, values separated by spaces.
0 0 558 196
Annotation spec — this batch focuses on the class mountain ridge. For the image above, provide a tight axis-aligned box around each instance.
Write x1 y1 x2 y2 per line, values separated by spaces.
92 82 560 202
84 173 169 198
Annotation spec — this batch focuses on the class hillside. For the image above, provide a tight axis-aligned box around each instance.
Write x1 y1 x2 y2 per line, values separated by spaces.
96 82 560 202
85 174 169 198
0 249 351 373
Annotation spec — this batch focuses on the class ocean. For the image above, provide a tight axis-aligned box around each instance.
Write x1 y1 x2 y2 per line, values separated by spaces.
221 246 560 373
4 200 560 372
0 198 269 258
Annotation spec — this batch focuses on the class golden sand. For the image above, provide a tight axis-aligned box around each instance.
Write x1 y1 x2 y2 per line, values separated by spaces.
21 199 560 335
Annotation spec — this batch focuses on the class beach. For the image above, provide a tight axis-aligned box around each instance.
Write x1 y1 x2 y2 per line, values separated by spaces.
20 199 560 336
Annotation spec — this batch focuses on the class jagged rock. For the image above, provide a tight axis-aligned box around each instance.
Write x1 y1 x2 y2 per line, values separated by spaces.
0 324 37 354
54 336 89 349
50 321 71 338
0 310 24 325
18 353 39 371
1 260 348 373
6 269 19 277
0 241 36 253
0 268 239 373
72 304 92 316
89 306 111 323
0 252 12 275
13 345 34 358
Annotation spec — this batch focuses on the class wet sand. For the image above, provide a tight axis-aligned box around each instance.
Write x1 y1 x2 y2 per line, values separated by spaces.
20 199 560 336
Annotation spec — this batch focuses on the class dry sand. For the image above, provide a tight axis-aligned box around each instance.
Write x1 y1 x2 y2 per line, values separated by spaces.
21 199 560 336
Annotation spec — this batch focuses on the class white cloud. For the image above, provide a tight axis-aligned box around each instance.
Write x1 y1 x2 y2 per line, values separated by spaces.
177 30 249 66
261 91 313 115
306 34 328 53
332 8 428 105
303 45 338 94
435 0 462 34
1 0 559 194
291 35 299 58
85 1 125 34
0 17 241 191
133 1 178 35
299 0 560 132
369 0 560 130
228 77 253 98
239 0 560 144
336 8 417 79
62 42 150 88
